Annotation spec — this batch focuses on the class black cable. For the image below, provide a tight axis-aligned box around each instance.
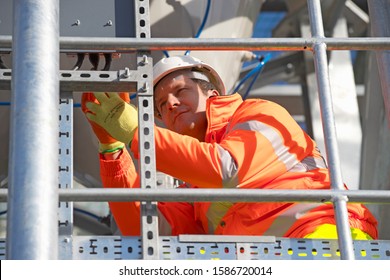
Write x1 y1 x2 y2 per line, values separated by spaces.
0 208 111 228
71 53 85 70
102 53 113 71
88 53 100 70
0 56 8 69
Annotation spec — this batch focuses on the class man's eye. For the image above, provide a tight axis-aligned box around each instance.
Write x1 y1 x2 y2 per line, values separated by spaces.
159 102 166 114
176 88 187 96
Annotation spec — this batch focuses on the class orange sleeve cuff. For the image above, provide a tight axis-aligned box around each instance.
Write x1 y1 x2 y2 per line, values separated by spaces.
100 149 133 179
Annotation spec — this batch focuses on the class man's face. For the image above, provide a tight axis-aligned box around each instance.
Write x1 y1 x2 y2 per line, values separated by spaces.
154 71 216 141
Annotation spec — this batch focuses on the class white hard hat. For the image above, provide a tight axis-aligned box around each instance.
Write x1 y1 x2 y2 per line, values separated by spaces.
153 55 226 95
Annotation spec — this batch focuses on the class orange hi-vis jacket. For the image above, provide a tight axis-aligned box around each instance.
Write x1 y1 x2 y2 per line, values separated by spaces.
100 93 378 238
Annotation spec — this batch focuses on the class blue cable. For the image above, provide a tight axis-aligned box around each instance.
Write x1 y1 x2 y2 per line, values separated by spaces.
232 64 261 93
74 207 103 222
163 50 170 58
165 0 211 57
233 54 271 98
242 54 271 100
242 63 263 100
185 0 211 56
130 93 137 100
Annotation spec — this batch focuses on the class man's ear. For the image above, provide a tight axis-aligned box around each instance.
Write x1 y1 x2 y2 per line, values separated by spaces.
208 89 219 97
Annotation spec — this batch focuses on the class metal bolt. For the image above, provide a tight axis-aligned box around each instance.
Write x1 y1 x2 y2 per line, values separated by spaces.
72 20 80 26
285 63 294 74
122 67 130 78
139 55 149 66
63 238 70 243
105 20 113 27
140 82 148 92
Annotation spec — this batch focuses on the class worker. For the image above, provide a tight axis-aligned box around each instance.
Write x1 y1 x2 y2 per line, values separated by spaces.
82 55 378 240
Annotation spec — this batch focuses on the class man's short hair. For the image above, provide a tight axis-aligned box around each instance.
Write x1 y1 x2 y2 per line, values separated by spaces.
190 78 217 95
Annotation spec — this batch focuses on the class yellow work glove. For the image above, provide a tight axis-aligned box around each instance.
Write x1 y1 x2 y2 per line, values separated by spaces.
82 92 129 153
85 92 138 146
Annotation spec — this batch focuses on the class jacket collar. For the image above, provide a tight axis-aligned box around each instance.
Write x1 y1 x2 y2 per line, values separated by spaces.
205 93 243 142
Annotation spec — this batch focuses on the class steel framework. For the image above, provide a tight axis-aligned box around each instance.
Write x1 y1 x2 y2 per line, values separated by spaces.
0 0 389 260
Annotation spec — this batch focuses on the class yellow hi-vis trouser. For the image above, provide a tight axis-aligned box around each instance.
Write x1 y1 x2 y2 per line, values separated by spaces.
304 224 373 240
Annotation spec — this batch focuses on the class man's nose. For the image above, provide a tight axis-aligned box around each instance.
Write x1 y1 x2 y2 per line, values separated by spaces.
167 94 179 111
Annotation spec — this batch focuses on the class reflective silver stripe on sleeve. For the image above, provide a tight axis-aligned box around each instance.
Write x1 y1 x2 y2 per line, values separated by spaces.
230 121 300 171
289 156 328 172
229 121 327 174
217 145 239 188
261 203 323 237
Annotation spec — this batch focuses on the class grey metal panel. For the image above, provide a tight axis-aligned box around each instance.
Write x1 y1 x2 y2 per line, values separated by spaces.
0 0 13 36
0 0 135 37
367 0 390 123
360 52 390 240
60 0 135 38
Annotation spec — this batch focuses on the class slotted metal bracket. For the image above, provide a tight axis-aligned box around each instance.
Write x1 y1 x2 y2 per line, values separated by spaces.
135 0 159 260
58 91 74 259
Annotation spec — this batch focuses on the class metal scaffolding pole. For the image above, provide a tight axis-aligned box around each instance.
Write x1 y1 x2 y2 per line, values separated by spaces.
1 36 390 51
307 0 354 260
6 0 59 259
2 188 390 204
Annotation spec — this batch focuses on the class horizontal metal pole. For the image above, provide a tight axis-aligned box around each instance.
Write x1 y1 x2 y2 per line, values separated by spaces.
1 36 390 52
1 188 390 203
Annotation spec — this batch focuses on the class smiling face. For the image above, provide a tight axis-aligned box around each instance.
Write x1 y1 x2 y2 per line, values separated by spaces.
154 71 217 141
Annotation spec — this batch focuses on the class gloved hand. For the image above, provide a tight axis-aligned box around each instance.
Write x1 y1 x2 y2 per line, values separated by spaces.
85 92 138 146
81 92 129 153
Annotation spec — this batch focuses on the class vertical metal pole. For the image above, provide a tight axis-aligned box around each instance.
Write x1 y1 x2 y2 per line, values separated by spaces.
7 0 59 259
135 0 159 260
307 0 355 260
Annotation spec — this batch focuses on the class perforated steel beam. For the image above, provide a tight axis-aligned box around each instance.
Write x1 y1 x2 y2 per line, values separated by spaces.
134 0 159 260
